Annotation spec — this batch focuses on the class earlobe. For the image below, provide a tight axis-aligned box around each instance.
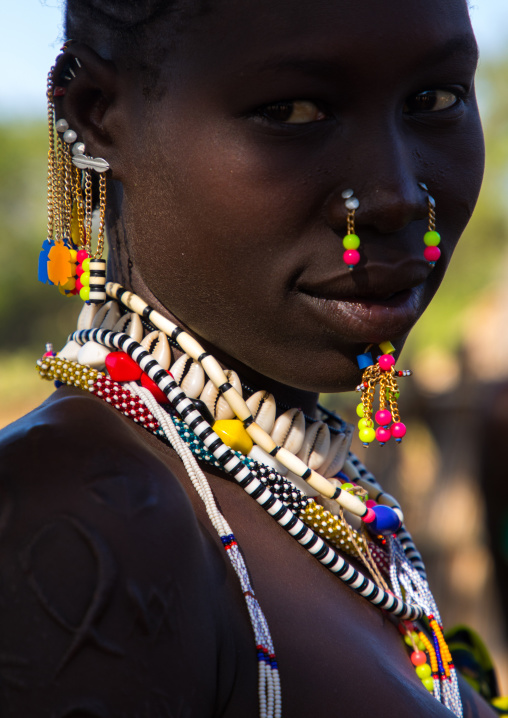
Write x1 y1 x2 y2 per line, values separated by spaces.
52 43 120 173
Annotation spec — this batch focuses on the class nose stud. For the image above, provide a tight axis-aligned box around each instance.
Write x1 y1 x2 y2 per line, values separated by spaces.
341 189 361 270
418 182 441 267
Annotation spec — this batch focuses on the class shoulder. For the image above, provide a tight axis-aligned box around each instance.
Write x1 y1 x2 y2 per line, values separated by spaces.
0 388 229 716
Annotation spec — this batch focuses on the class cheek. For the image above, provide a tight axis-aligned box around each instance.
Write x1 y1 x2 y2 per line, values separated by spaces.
125 126 322 314
427 114 485 258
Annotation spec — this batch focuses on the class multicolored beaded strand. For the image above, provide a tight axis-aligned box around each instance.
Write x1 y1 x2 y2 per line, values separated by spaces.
36 317 463 716
105 281 399 529
37 342 422 622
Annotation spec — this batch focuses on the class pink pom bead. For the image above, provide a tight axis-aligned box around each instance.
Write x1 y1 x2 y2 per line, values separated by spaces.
391 422 407 439
365 499 377 509
378 354 395 371
424 246 441 263
376 426 391 443
76 249 89 263
362 507 376 524
75 277 83 292
375 409 392 425
343 249 360 267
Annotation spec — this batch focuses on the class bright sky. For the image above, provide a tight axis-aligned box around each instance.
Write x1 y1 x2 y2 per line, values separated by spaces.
1 0 508 119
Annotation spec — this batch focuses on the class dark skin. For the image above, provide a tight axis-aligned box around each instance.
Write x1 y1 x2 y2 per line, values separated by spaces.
0 0 494 715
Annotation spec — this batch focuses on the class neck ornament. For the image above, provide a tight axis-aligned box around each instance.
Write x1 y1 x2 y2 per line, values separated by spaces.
36 290 463 718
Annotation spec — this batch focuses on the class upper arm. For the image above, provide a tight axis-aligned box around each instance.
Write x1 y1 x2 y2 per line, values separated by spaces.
0 393 224 717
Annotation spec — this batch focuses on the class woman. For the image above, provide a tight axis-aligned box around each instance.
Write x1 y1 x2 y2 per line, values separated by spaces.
0 0 496 715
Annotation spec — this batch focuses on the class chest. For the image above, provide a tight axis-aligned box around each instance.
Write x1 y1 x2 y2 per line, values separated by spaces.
195 470 459 718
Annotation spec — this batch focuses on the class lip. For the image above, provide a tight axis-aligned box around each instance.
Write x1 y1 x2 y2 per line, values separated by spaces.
296 261 431 343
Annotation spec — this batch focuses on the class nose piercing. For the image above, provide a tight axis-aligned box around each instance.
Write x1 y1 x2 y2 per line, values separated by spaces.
341 189 361 270
418 182 441 267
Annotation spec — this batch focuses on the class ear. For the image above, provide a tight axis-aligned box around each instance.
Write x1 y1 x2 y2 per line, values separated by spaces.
52 44 122 176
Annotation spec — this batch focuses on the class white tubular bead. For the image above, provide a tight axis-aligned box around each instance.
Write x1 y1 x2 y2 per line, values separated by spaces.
331 486 367 517
247 422 277 453
200 355 228 387
274 446 312 479
377 491 400 509
107 283 145 316
177 332 205 361
222 386 251 422
343 458 361 480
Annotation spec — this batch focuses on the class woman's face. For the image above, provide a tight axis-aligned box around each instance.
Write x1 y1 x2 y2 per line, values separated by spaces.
112 0 483 392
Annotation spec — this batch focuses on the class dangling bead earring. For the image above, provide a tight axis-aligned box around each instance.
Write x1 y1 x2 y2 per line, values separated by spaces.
355 341 412 447
39 57 109 305
419 182 441 267
341 189 361 270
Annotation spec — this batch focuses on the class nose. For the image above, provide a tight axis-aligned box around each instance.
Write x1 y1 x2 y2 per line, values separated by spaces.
325 125 429 236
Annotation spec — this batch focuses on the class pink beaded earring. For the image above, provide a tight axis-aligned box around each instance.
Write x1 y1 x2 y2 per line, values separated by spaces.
419 182 441 267
341 189 361 270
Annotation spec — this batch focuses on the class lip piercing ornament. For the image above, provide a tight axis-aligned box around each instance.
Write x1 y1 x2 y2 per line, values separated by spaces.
419 182 441 266
355 340 412 447
341 189 361 270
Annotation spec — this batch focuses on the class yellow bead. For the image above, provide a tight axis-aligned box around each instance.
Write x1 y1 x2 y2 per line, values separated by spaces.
79 286 90 302
379 340 395 354
69 248 77 262
62 276 76 291
213 419 253 455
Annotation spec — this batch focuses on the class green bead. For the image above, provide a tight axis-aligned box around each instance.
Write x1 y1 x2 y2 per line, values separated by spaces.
386 387 400 401
341 483 354 492
424 230 441 246
359 427 376 443
343 233 360 250
358 417 374 429
416 663 431 679
422 676 434 692
79 286 90 302
356 403 365 418
417 640 426 651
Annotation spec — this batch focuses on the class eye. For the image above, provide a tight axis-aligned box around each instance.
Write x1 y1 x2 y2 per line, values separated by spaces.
404 89 461 114
257 100 327 124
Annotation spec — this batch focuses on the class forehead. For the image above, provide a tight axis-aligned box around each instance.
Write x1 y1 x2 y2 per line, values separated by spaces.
162 0 475 79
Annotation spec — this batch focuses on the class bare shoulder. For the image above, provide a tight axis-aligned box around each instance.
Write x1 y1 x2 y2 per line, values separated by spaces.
0 388 231 717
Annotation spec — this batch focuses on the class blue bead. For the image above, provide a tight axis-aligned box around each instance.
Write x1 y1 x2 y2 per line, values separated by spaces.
367 505 401 535
357 352 374 370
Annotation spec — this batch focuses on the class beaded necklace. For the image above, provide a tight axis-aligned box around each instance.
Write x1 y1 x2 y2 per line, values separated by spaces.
36 288 463 718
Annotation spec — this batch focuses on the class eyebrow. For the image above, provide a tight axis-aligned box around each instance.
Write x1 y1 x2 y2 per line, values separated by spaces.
242 33 479 77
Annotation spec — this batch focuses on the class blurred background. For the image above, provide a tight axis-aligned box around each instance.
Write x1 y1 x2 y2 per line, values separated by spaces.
1 0 508 695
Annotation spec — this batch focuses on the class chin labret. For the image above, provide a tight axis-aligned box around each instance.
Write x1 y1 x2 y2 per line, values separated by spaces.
355 340 412 447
